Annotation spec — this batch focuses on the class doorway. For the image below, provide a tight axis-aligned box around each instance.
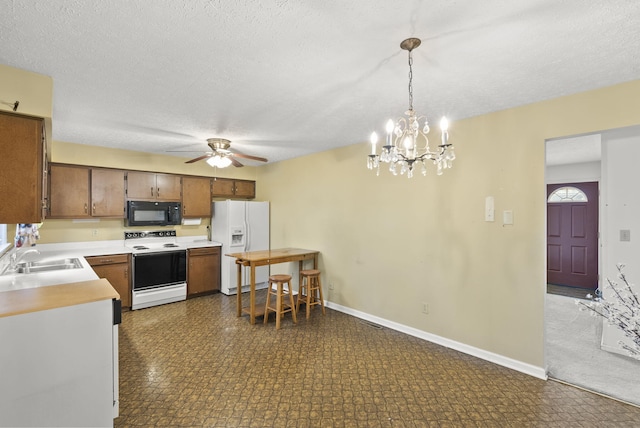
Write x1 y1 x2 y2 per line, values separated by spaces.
544 130 640 406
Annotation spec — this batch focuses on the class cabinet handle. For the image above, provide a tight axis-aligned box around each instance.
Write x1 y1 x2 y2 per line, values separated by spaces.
157 187 160 197
92 203 96 214
150 187 154 197
124 268 128 278
84 203 88 214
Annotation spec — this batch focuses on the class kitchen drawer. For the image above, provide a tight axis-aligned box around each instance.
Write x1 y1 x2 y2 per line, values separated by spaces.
188 247 220 257
86 254 129 266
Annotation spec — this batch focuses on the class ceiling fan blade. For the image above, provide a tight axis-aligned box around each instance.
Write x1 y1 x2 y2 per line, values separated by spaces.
185 153 213 164
230 152 268 163
230 157 244 168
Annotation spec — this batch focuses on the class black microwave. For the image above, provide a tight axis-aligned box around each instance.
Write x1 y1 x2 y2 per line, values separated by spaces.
126 201 182 227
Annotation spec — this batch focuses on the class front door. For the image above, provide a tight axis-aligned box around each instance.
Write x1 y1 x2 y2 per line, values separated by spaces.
547 182 598 289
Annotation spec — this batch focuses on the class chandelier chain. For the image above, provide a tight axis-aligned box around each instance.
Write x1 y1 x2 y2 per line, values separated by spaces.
407 50 414 111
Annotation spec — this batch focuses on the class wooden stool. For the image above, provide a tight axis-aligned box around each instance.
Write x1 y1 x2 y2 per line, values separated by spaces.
264 274 297 329
296 269 326 319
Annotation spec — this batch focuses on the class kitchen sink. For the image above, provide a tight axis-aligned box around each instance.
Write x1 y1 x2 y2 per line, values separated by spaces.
8 258 83 274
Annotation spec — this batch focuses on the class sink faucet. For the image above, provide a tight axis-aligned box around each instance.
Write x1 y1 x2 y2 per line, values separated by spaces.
9 248 40 270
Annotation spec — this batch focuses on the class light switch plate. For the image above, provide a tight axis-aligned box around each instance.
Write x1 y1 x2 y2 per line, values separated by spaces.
503 210 513 225
485 196 495 222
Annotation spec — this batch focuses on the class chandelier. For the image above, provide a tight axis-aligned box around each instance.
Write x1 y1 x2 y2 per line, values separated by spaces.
367 38 455 178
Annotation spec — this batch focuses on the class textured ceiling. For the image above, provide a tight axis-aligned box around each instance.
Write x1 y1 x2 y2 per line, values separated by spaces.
1 1 640 165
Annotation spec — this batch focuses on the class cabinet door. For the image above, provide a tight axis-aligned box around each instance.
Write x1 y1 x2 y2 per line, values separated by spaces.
188 247 220 295
182 176 211 217
86 254 131 308
126 171 156 200
91 169 125 217
211 178 235 198
234 180 256 199
156 173 182 201
49 165 91 218
0 111 45 223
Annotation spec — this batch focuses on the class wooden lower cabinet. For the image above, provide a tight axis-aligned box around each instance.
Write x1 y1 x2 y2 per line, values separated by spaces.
86 254 131 308
187 247 220 296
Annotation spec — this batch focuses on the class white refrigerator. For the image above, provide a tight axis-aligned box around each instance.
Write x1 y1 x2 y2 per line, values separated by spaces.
212 200 270 295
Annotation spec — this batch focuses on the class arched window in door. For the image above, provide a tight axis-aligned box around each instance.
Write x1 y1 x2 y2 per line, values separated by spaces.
547 186 588 203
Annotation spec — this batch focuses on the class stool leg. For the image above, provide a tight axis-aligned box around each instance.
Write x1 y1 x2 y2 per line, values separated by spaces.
264 283 272 325
295 278 304 315
288 281 297 324
275 283 282 330
316 275 326 315
305 276 312 320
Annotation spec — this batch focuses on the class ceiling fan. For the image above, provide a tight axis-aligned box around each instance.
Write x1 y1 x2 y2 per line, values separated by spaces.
182 138 268 168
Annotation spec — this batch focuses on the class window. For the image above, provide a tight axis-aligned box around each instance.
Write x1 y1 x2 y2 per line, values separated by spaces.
0 224 9 255
547 186 588 203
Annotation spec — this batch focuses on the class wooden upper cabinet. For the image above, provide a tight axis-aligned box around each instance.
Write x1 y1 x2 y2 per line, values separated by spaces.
91 169 125 217
211 178 255 199
234 180 256 198
49 164 91 218
0 111 46 223
156 173 182 200
126 171 181 201
182 176 212 218
49 165 125 218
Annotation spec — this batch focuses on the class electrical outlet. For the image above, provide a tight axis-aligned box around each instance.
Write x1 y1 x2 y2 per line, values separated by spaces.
422 302 429 314
91 229 98 236
329 281 335 290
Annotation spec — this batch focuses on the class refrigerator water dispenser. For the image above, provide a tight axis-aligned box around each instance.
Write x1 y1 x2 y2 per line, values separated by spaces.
230 227 245 247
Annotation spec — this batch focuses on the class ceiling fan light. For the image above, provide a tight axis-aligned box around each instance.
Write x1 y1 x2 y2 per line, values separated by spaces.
206 154 232 168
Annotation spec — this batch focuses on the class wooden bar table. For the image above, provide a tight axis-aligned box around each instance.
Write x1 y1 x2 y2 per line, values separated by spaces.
225 248 319 324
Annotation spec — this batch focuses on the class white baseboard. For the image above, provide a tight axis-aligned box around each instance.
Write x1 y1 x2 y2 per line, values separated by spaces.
324 301 547 381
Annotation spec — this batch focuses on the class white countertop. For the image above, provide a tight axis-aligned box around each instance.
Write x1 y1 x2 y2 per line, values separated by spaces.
0 250 98 293
0 237 222 293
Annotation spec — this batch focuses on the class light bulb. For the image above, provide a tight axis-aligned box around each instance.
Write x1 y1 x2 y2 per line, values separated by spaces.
370 132 378 154
440 117 449 132
206 155 232 168
386 119 395 134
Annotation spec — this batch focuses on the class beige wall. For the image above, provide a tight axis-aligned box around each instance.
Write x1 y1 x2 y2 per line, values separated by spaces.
36 141 260 243
256 80 640 368
0 63 53 151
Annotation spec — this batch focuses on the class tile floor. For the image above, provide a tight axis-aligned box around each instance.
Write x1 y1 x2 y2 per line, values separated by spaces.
115 291 640 427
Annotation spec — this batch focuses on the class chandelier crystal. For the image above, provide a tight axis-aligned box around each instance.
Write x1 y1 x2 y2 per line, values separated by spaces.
367 38 455 178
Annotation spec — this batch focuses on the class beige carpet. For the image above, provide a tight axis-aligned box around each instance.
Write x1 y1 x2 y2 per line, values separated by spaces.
545 293 640 406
